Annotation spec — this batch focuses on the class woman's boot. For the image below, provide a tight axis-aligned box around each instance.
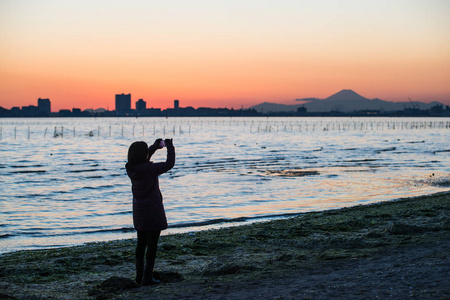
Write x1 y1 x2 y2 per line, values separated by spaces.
142 261 160 285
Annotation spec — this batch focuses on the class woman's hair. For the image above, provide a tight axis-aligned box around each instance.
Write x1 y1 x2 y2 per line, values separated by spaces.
127 141 148 166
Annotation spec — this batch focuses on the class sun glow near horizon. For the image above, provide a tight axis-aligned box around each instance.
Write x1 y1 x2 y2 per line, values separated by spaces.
1 0 449 111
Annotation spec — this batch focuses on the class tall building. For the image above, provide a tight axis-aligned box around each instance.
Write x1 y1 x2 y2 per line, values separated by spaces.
174 99 179 109
115 93 131 112
37 98 51 114
136 99 146 112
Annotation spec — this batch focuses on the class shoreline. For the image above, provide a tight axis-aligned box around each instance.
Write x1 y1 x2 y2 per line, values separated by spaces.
3 189 448 255
1 192 449 299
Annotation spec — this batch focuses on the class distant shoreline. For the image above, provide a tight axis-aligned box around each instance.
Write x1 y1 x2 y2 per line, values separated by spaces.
2 89 450 118
1 112 450 118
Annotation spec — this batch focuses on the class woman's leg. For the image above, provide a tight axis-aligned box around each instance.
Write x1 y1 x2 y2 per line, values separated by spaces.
142 230 161 285
135 231 148 284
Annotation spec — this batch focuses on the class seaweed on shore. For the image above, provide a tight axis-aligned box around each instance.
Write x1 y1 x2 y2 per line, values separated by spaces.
0 192 449 299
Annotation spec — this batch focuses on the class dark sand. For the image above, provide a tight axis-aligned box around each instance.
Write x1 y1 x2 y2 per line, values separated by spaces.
1 192 449 299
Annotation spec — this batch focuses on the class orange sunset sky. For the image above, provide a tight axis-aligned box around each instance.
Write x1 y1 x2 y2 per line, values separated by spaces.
1 0 450 112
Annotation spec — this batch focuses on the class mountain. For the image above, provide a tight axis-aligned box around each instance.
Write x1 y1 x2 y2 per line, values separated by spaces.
325 89 368 102
250 90 443 113
304 89 385 112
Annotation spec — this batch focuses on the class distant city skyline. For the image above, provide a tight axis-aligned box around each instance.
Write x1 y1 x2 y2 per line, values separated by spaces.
1 94 183 113
1 89 449 114
1 1 449 111
2 89 447 117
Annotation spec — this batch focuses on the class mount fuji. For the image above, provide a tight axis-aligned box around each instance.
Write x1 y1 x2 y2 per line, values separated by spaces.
251 90 442 113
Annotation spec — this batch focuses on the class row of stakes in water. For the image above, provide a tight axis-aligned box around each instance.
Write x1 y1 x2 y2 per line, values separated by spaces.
250 121 450 132
1 120 449 139
0 125 191 139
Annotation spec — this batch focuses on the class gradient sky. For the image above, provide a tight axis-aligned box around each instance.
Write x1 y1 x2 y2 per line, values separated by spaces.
1 0 449 111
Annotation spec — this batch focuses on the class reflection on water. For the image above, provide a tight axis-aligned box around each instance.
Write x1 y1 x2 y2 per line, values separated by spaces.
0 117 449 253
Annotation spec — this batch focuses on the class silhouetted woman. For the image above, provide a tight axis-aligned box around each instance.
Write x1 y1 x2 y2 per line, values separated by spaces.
126 138 175 285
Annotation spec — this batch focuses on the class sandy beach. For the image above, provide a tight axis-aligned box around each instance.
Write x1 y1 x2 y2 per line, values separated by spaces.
1 192 449 299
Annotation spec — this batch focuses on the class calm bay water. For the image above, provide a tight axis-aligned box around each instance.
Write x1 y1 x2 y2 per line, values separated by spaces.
1 117 449 253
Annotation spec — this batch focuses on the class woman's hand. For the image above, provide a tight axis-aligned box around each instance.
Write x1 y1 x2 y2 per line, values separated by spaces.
151 138 163 150
164 138 174 148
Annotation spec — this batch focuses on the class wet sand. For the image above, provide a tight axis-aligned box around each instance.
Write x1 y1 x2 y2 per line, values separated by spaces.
1 192 449 299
